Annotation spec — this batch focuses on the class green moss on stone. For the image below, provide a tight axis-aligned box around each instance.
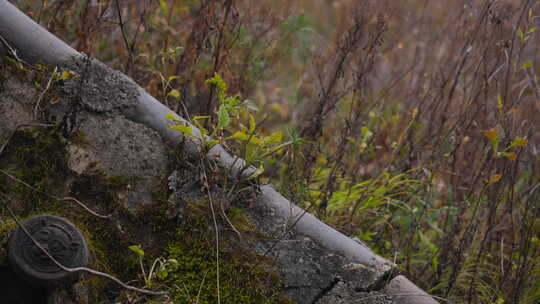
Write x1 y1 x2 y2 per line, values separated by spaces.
160 215 290 304
0 129 69 207
0 125 290 303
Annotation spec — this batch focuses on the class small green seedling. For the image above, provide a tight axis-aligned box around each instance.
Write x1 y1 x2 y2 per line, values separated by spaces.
129 244 179 287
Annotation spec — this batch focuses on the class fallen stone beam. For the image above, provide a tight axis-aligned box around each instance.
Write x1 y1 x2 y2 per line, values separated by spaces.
0 1 438 303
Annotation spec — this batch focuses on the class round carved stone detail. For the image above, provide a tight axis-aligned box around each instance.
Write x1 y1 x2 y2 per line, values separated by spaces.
8 215 89 288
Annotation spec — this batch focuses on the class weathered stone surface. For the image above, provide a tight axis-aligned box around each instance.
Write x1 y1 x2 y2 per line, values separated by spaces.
0 77 38 141
166 168 202 221
60 58 139 114
384 275 438 304
317 282 393 304
249 200 393 304
266 237 342 301
45 68 169 205
0 75 38 106
340 262 392 291
67 113 169 210
252 234 395 304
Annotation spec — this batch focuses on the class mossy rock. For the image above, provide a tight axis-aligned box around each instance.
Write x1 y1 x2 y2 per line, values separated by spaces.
0 126 290 303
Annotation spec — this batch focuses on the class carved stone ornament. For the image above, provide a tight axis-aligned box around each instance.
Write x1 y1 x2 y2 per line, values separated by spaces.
8 215 89 288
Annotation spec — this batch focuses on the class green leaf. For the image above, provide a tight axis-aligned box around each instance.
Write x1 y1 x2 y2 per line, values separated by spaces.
129 245 145 257
360 126 373 142
166 258 179 267
511 137 528 147
360 231 374 241
206 73 228 103
207 139 220 149
418 231 437 253
192 120 208 135
264 131 283 144
518 29 525 41
249 165 264 179
356 197 387 212
159 0 169 13
168 89 180 99
249 114 256 132
169 124 194 136
501 152 517 161
157 270 168 280
217 105 230 130
193 115 210 120
488 174 502 184
164 113 177 120
497 95 504 109
59 70 78 80
483 128 499 151
227 131 262 144
522 61 533 69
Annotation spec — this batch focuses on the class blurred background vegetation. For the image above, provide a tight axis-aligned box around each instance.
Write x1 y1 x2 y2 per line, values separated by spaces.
14 0 540 303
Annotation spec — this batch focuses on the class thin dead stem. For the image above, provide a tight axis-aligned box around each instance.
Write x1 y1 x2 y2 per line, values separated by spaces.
34 66 58 118
0 168 111 219
114 0 133 73
198 158 221 304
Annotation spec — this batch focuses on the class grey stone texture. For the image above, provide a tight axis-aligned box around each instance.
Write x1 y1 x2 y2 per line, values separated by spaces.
0 76 39 141
248 198 395 304
59 58 139 114
67 114 168 210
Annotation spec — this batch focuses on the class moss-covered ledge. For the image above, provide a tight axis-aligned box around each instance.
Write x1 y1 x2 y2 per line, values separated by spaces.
0 91 290 303
0 130 292 303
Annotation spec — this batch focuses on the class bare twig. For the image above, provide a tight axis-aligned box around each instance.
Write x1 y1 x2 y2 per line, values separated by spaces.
0 33 26 64
0 169 111 219
129 6 147 55
34 66 58 118
219 196 242 240
37 0 46 24
62 197 112 219
199 158 221 304
196 270 209 304
114 0 133 73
